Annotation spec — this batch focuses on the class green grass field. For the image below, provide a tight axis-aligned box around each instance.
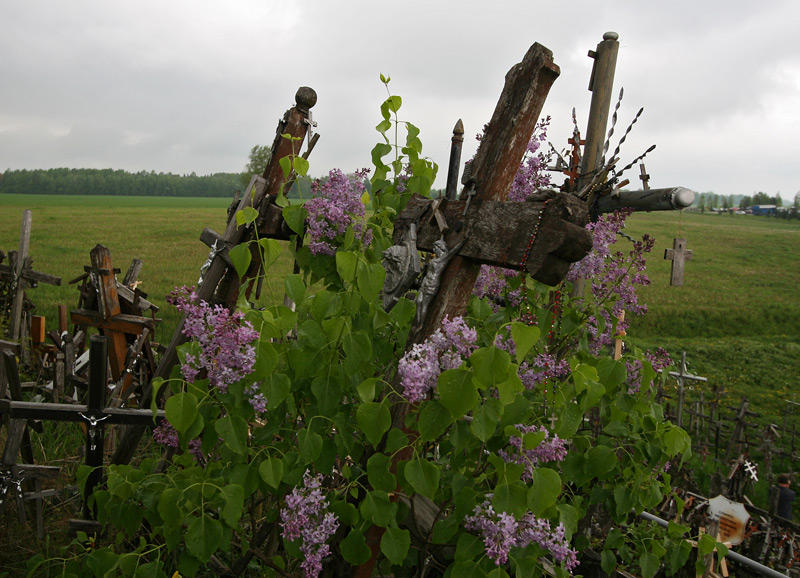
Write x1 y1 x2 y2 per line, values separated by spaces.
0 193 296 344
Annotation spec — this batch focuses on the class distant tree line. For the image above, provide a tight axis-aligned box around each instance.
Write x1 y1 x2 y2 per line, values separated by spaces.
692 191 800 219
0 168 242 197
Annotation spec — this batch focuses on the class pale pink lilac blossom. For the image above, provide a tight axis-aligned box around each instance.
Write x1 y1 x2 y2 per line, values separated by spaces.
567 211 654 354
168 286 259 393
397 316 478 402
305 168 370 255
464 500 578 571
499 424 568 481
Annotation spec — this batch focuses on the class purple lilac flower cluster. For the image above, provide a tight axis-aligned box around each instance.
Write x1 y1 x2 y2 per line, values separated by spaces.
464 501 578 571
304 168 371 255
473 266 522 308
153 419 179 448
566 211 654 354
280 471 340 578
499 424 568 481
519 354 571 390
245 383 268 415
507 117 552 202
626 348 673 394
168 287 260 394
397 316 478 402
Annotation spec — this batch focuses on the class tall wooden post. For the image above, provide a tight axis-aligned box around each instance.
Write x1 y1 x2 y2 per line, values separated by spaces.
577 31 619 190
83 335 107 519
445 119 464 200
9 210 32 343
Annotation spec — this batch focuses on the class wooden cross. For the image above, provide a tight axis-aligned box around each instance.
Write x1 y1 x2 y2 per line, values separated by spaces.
664 238 693 286
0 210 62 361
70 245 158 403
668 351 707 428
639 162 651 191
112 87 318 466
0 336 164 523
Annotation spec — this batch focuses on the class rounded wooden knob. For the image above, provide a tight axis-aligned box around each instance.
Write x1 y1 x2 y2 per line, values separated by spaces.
295 87 317 110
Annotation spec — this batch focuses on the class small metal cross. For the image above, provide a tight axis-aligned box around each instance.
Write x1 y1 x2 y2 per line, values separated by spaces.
744 460 758 482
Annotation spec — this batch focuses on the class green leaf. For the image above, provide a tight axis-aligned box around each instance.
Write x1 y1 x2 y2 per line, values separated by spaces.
470 399 502 441
259 456 284 489
698 533 716 555
221 484 244 528
418 401 453 441
496 373 523 406
450 560 486 577
663 426 690 456
522 430 546 450
557 504 579 538
586 445 618 479
380 527 410 565
235 206 259 227
356 402 391 447
555 403 582 438
267 373 291 409
666 540 693 575
165 392 198 434
293 156 309 176
228 243 252 277
356 378 378 403
438 369 478 418
492 482 528 518
298 429 323 463
470 347 511 389
356 261 385 302
340 530 372 565
404 458 440 500
279 155 292 178
186 515 223 563
367 453 397 492
510 322 540 363
336 251 358 283
215 415 249 455
360 490 395 527
639 552 660 578
601 550 617 575
284 274 305 304
157 488 182 523
528 468 561 516
282 204 307 235
258 238 282 269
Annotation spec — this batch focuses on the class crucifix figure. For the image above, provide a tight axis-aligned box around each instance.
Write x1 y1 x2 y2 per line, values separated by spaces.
413 236 467 329
664 237 693 286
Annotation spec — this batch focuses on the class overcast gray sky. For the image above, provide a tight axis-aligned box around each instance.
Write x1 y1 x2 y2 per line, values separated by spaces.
2 0 798 200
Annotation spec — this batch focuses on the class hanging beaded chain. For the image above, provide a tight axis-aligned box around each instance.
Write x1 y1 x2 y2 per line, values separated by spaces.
547 288 562 345
518 198 552 326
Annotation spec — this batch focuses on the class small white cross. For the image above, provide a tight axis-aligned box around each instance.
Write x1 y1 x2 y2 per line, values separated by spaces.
744 460 758 482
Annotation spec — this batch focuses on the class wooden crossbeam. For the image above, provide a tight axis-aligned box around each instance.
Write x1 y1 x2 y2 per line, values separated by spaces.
393 194 591 286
